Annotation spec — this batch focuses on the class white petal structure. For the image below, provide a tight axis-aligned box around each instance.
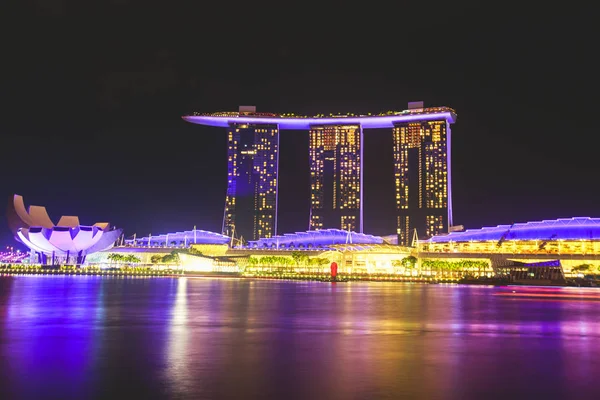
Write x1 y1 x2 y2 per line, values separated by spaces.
7 194 122 264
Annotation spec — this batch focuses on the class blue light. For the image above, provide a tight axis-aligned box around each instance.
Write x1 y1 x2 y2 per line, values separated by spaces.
425 217 600 242
246 229 383 250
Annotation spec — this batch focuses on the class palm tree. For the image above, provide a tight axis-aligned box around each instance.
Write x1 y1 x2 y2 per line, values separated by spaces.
400 256 417 276
125 254 141 264
107 253 122 266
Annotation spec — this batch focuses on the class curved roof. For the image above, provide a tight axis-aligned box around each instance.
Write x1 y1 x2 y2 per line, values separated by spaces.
425 218 600 243
18 226 122 255
125 229 230 246
182 107 457 130
7 194 120 257
246 229 383 249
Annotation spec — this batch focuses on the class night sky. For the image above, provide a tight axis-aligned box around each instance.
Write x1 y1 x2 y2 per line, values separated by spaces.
1 2 597 247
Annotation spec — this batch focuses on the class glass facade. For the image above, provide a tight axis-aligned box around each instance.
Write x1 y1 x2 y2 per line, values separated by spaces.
223 123 279 243
309 125 362 232
393 120 451 246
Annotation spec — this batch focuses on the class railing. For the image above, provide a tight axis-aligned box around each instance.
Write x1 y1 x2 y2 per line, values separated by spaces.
188 107 457 119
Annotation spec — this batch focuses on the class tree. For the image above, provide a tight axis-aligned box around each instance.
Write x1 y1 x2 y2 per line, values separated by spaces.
161 250 181 264
150 255 163 264
188 247 203 256
107 253 122 265
572 264 591 273
401 256 417 270
125 254 141 264
291 251 309 266
421 259 489 278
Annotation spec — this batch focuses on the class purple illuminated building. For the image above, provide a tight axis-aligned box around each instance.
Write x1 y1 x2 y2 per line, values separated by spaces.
247 229 383 250
6 195 122 265
223 115 279 243
183 103 456 245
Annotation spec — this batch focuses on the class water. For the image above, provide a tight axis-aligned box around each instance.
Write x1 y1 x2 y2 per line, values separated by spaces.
1 276 599 400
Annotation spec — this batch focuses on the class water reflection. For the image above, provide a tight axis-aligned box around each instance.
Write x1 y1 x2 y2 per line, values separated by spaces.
165 277 189 395
2 278 600 399
0 276 105 399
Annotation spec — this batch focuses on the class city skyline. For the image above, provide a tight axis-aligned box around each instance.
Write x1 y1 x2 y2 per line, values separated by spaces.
1 3 596 248
3 4 599 400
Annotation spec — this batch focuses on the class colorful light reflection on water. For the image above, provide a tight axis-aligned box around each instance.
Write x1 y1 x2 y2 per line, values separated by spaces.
1 277 600 399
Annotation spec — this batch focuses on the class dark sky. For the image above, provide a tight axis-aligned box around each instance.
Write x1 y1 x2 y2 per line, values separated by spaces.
1 2 598 247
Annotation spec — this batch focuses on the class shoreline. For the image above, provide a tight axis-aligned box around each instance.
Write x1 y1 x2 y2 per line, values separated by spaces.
1 269 183 277
2 269 596 288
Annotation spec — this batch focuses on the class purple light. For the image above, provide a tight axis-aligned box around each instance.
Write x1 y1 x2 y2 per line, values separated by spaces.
359 125 364 233
447 121 453 229
246 228 383 249
426 217 600 242
182 112 457 130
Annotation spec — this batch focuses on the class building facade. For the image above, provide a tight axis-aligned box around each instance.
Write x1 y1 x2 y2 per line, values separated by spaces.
309 125 362 232
7 194 121 265
184 104 456 243
393 117 453 245
223 123 279 242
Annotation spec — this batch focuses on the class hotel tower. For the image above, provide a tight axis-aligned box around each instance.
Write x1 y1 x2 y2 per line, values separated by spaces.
183 103 456 246
393 102 453 246
309 125 363 232
222 107 279 242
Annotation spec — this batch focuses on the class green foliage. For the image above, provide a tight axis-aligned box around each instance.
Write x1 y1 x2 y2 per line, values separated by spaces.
161 250 181 264
291 251 309 265
402 256 417 268
257 256 293 266
188 247 203 256
571 264 592 272
127 254 141 263
421 259 489 271
246 254 329 269
309 257 329 267
106 253 141 264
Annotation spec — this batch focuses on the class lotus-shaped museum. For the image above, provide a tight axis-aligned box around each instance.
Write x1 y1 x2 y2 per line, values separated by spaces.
7 194 122 264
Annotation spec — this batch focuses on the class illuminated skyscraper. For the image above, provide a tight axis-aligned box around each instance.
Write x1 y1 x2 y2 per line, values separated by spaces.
183 103 455 244
393 106 454 246
309 125 363 232
223 122 279 242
